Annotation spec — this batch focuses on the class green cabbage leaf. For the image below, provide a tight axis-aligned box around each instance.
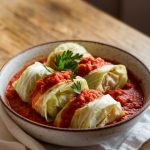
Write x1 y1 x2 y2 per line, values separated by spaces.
13 62 53 102
70 94 124 129
84 65 128 92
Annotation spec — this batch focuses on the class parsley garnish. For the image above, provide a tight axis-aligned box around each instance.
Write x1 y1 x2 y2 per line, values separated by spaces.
69 73 76 81
71 81 81 94
55 50 83 74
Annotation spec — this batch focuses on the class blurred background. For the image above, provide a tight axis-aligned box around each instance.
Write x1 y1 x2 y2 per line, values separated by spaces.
86 0 150 36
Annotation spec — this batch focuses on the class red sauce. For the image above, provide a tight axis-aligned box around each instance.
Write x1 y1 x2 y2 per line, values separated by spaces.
32 71 72 94
5 57 144 127
59 90 102 128
77 57 110 76
6 87 53 126
30 71 72 106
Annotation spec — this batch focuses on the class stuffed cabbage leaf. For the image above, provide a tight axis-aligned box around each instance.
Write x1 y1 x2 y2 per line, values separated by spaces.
71 94 124 129
84 65 128 92
32 76 89 120
46 42 91 69
13 62 53 102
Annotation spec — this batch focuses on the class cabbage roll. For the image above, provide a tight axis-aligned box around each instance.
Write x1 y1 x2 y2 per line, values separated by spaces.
46 42 91 69
84 65 128 92
70 94 124 129
13 62 53 102
32 76 89 120
54 89 102 128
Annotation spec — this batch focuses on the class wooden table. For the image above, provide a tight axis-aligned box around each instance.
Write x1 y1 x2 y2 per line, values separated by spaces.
0 0 150 149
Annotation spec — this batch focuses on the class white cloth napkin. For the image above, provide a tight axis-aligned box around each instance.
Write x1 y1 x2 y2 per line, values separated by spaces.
0 102 150 150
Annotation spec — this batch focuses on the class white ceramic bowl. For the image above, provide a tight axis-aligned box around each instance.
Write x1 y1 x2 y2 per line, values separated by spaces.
0 40 150 147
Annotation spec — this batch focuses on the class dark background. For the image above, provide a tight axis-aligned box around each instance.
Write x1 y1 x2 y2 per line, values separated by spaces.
86 0 150 36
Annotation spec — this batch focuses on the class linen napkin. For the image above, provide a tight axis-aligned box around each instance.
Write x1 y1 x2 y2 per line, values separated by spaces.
0 102 150 150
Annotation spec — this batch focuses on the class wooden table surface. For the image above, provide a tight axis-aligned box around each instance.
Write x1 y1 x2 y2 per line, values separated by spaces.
0 0 150 149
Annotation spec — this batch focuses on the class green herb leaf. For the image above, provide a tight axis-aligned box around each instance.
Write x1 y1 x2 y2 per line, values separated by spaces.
71 81 81 94
69 73 76 81
55 50 83 74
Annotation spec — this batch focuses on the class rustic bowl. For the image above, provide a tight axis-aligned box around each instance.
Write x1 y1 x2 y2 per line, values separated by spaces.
0 40 150 147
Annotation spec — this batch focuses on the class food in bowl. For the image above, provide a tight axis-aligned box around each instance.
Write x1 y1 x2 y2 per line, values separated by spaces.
5 42 144 129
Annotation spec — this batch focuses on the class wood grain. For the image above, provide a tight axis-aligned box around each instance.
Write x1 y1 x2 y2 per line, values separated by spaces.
0 0 150 149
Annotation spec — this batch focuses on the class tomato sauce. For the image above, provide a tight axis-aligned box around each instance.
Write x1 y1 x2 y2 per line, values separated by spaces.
5 57 144 127
59 90 102 128
77 57 110 76
30 71 72 106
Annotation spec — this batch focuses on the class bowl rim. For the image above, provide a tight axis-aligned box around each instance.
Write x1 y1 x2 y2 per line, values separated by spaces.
0 39 150 132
